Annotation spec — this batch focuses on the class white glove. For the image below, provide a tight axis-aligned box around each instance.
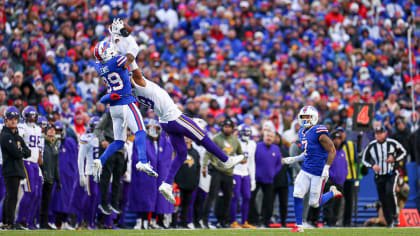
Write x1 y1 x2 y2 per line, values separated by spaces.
251 180 256 192
93 159 102 181
321 164 330 182
110 18 124 36
79 174 87 187
283 157 296 164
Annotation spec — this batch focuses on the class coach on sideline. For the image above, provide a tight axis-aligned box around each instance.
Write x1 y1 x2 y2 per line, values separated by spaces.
1 106 31 230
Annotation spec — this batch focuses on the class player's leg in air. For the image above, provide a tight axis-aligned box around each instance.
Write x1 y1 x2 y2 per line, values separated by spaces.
158 116 244 204
92 40 156 178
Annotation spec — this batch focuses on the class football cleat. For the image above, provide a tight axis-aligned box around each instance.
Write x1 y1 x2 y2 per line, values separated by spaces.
136 162 158 177
290 225 304 232
330 186 343 199
98 204 112 215
158 182 176 204
223 155 245 168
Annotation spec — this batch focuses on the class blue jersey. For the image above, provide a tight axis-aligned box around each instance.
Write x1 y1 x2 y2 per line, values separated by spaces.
94 55 136 106
299 124 329 176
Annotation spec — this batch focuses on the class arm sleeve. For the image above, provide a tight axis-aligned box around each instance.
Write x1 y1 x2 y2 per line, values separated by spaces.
248 143 256 183
19 137 31 158
78 142 89 176
236 138 243 155
94 114 108 143
315 125 329 139
55 149 61 184
116 55 128 68
118 35 140 57
361 144 374 167
1 133 25 159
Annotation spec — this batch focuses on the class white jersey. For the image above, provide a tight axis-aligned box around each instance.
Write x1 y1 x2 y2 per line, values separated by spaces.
18 123 43 163
233 139 256 180
133 78 182 123
124 140 133 183
78 132 100 176
112 35 140 70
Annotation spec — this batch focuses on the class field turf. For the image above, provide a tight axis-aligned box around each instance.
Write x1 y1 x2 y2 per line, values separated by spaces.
1 228 420 236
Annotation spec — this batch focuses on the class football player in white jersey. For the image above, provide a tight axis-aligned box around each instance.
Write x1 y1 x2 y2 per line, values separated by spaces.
230 124 257 228
15 106 43 229
78 116 101 227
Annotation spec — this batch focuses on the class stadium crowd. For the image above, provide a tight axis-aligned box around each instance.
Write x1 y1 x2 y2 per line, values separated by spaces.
0 0 419 230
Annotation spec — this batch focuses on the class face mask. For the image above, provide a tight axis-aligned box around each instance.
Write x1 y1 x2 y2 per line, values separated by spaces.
241 135 250 142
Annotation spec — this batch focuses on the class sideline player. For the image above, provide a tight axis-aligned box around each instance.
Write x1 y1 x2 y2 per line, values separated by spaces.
283 106 342 232
92 40 156 178
16 106 43 229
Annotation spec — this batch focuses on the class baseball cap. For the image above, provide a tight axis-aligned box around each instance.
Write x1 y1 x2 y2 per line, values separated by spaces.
222 119 234 127
374 126 386 133
330 131 341 140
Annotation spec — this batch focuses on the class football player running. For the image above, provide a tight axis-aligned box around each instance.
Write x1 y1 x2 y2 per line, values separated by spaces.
92 39 157 179
106 20 244 204
282 106 342 232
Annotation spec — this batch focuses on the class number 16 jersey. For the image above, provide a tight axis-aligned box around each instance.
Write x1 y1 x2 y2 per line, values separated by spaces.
298 124 329 176
94 55 136 106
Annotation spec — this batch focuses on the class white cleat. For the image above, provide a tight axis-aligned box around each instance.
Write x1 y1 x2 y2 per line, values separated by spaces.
92 159 102 181
223 155 244 168
134 219 142 230
136 162 158 177
62 222 75 230
158 182 176 204
330 185 343 199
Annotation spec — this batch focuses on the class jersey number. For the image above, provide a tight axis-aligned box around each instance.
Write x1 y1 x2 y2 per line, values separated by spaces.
102 72 124 93
137 96 155 110
302 139 308 155
357 105 370 125
29 135 41 148
93 147 100 159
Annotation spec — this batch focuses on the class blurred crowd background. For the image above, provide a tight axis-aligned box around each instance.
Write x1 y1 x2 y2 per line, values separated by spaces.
1 0 420 229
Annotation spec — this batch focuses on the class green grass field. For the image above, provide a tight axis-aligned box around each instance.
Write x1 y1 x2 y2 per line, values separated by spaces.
1 228 420 236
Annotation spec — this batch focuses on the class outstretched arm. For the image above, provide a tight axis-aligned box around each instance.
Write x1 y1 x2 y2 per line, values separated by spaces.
319 134 336 166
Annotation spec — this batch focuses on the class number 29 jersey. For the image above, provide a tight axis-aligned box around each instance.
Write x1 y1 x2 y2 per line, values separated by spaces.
18 123 43 163
94 55 136 106
298 125 329 176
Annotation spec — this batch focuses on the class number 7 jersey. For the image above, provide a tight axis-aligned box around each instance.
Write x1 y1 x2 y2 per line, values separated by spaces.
94 55 136 106
298 124 329 176
18 123 43 163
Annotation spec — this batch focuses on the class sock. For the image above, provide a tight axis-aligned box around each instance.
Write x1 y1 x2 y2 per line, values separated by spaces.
134 131 147 163
319 191 334 206
294 197 303 226
100 140 125 165
164 142 188 184
200 136 228 162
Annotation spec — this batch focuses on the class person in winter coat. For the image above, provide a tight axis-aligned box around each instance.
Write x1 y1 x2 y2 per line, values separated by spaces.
1 106 31 230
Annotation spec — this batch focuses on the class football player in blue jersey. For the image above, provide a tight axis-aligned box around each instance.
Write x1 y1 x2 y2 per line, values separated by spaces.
92 40 157 178
283 106 342 232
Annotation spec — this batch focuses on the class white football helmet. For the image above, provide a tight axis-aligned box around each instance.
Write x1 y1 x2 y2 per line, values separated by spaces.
94 40 116 63
298 105 319 129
